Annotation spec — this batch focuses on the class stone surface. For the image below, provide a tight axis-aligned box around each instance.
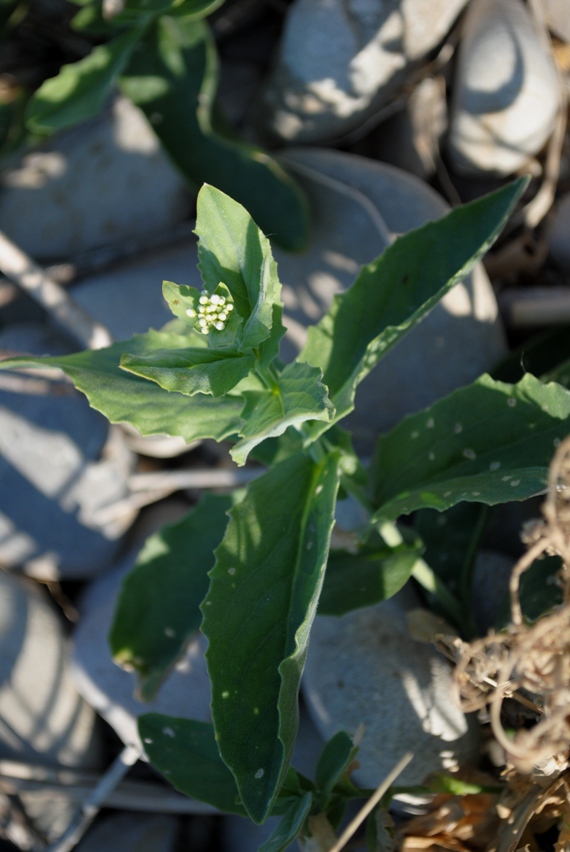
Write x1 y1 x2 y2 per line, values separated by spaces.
0 96 191 260
71 556 212 758
70 243 199 341
274 148 507 451
255 0 468 144
547 192 570 271
448 0 560 176
538 0 570 42
0 323 135 579
0 571 102 768
302 595 480 788
76 812 180 852
373 76 447 179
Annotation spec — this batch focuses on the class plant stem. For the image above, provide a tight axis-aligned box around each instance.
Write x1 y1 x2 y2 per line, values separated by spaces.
411 559 466 629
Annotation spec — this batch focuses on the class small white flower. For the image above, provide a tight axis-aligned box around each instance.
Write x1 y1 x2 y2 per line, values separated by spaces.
191 283 234 334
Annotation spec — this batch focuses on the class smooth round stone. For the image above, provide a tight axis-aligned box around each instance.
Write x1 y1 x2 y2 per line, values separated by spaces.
302 599 480 787
547 192 570 271
0 571 102 768
256 0 468 144
76 813 180 852
538 0 570 42
71 557 212 759
0 324 135 579
448 0 559 176
275 148 507 450
373 76 447 179
0 96 191 260
70 243 200 342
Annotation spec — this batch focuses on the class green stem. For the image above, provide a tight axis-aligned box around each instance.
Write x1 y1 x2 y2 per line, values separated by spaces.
411 559 466 629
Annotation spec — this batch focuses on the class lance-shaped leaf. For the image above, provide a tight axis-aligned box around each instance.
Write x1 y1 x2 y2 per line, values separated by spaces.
138 715 247 814
315 732 359 809
26 27 144 134
0 330 243 442
415 502 489 633
195 184 283 353
259 793 313 852
231 362 334 466
120 347 255 397
120 16 309 251
200 452 341 823
299 178 528 438
110 494 233 701
318 530 423 617
370 374 570 523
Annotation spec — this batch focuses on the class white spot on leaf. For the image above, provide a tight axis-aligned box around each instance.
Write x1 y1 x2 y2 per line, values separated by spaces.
463 449 476 460
162 727 176 738
255 769 264 779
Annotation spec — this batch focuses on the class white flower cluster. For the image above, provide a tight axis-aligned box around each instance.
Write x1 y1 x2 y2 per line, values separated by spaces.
186 289 234 334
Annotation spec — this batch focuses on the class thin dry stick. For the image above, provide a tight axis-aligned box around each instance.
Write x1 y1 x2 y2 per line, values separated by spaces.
45 744 141 852
0 231 112 350
327 752 414 852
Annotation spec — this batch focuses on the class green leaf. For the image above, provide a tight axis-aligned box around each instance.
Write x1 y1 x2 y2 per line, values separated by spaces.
259 793 313 852
299 178 528 437
231 362 334 466
545 357 570 390
120 347 255 397
109 494 233 700
138 714 247 814
318 530 422 616
414 502 488 635
200 452 341 823
494 554 563 629
370 374 570 522
162 280 201 324
0 330 243 442
26 27 144 134
195 184 283 353
315 732 358 808
114 0 224 22
119 16 309 251
0 0 19 28
491 326 570 385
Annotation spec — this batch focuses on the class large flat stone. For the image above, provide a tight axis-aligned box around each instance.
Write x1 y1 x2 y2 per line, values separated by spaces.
0 324 135 579
256 0 469 144
302 597 480 788
0 96 191 261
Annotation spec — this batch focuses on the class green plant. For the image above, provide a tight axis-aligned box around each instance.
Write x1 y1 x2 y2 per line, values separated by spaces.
3 177 570 847
0 0 308 249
